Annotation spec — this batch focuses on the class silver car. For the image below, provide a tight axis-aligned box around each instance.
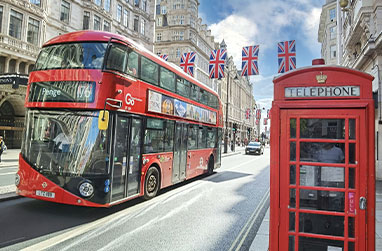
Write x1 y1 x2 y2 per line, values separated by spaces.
245 142 264 155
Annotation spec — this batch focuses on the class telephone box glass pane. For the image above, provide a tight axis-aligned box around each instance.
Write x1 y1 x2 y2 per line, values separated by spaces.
300 190 344 212
349 119 356 139
300 142 345 163
289 212 295 231
298 236 344 250
290 165 296 185
349 217 355 238
349 242 355 251
288 236 294 251
300 119 345 139
290 189 296 208
349 168 355 189
290 142 296 161
300 165 344 188
299 213 344 236
290 118 296 138
349 143 356 164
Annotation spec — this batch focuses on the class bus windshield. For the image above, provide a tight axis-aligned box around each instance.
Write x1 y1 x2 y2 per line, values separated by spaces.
21 110 110 176
34 42 107 70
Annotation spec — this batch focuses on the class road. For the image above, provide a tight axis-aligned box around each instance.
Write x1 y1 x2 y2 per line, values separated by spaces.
0 149 270 251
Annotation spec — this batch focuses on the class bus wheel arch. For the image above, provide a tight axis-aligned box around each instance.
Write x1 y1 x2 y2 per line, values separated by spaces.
208 155 214 175
143 164 161 200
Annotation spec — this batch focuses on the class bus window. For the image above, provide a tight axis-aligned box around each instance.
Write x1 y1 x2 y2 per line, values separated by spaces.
207 128 216 148
141 57 159 85
127 49 138 77
164 120 175 152
188 125 198 150
144 118 164 153
191 84 200 102
198 127 207 149
105 44 127 73
160 67 176 92
200 89 208 106
176 77 190 97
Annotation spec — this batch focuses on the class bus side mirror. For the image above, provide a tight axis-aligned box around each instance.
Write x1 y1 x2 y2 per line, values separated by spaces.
98 111 109 130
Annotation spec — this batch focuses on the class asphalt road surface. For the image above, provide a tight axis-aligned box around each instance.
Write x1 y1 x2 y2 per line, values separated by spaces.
0 149 270 251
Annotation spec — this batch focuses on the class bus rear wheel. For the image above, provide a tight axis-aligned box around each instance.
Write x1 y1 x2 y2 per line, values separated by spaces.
144 166 160 200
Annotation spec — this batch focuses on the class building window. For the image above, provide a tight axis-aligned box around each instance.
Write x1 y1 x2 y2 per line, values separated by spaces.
142 0 147 12
83 11 90 30
329 8 336 21
60 0 70 23
180 15 184 24
156 17 162 26
27 17 40 45
117 4 122 22
0 6 3 33
9 10 23 39
156 33 162 41
330 45 337 59
30 0 41 7
123 9 129 27
104 0 111 12
140 19 145 35
133 15 139 31
176 48 180 58
134 0 140 7
94 15 101 30
95 0 101 6
329 26 336 40
104 20 110 31
161 6 166 14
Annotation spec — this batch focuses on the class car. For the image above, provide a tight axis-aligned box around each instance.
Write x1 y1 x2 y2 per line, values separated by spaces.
245 141 264 155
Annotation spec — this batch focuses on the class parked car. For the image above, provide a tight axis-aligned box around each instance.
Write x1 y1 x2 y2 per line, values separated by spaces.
245 141 264 155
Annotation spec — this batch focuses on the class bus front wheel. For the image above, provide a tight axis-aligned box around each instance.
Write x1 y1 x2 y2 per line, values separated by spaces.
144 166 160 200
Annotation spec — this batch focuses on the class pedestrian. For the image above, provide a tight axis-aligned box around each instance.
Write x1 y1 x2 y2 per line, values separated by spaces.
0 136 6 163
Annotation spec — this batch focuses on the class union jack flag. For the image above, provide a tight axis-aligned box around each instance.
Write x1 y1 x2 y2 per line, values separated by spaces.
245 108 251 119
256 109 262 119
278 40 296 73
159 54 168 61
209 49 227 79
256 119 259 125
264 118 268 125
241 45 259 76
180 52 196 76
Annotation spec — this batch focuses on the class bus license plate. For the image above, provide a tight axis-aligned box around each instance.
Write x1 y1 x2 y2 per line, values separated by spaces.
36 190 55 198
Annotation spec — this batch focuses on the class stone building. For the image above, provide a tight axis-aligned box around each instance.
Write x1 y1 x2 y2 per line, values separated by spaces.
0 0 155 148
153 0 219 91
318 0 382 179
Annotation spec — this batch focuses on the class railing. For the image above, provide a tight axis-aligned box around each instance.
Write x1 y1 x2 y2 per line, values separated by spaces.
0 34 40 58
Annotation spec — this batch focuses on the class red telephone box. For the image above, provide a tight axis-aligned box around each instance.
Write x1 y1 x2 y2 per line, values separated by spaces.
270 60 375 251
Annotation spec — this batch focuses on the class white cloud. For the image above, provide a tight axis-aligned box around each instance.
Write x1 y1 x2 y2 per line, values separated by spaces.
205 0 324 107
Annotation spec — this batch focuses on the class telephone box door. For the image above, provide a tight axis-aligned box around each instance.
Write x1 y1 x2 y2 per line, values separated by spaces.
279 108 367 251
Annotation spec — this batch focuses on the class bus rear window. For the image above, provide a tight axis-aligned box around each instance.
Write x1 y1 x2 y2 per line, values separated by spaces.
34 42 107 71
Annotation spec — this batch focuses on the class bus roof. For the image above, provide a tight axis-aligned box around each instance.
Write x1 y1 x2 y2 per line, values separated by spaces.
43 30 220 101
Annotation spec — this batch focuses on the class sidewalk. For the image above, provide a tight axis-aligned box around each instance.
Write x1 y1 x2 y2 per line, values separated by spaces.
250 180 382 250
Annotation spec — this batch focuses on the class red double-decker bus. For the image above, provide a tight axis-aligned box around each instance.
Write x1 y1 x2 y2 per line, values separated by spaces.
16 31 223 207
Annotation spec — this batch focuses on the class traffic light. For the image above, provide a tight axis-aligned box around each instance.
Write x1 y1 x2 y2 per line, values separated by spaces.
232 123 237 132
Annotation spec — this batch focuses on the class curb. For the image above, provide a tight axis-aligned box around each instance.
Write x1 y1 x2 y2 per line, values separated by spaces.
0 192 20 202
222 151 243 158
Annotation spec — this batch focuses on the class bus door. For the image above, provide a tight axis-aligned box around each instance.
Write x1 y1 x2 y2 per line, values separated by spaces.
172 122 188 183
111 115 142 202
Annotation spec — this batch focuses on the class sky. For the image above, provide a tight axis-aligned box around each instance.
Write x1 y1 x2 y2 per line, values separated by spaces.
198 0 326 113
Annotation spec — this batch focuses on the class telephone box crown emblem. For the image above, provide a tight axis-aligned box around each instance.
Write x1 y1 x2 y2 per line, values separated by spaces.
316 72 327 84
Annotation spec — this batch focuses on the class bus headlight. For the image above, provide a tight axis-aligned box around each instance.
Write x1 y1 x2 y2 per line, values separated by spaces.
79 181 94 198
15 173 20 187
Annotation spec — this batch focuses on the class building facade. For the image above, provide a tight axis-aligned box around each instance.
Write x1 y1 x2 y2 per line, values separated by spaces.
153 0 219 92
318 0 382 179
218 40 256 146
0 0 155 148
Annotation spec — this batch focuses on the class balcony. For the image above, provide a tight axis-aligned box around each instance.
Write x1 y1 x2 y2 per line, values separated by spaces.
0 34 40 59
